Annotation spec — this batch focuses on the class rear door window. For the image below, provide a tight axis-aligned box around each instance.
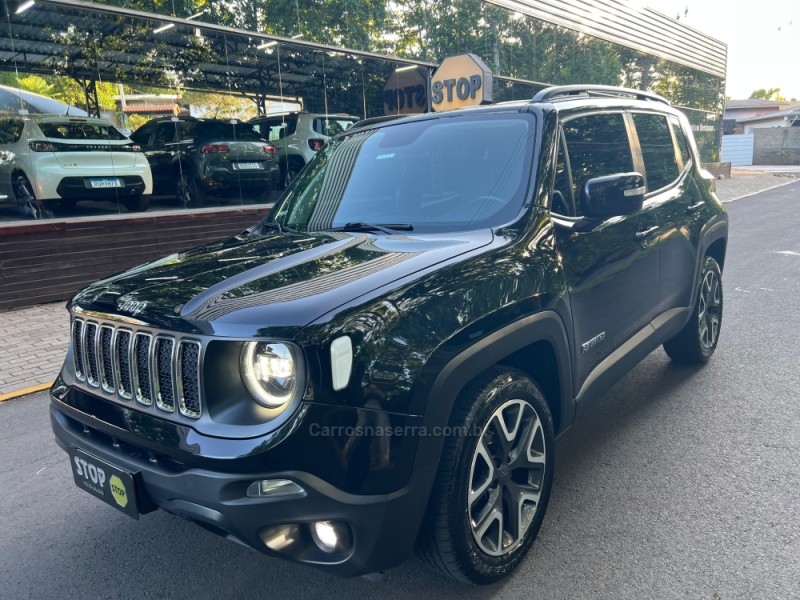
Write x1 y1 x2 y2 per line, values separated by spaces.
153 122 178 146
253 116 298 141
632 113 680 192
129 122 155 146
312 117 357 136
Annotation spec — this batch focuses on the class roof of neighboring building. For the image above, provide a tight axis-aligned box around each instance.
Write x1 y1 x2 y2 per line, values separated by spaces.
737 105 800 123
725 98 789 110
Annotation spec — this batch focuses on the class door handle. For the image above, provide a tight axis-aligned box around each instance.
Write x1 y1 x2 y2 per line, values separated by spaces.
634 226 660 241
685 201 705 214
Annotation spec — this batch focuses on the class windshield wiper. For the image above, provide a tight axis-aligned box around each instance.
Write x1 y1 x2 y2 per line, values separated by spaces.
252 221 299 235
326 222 414 234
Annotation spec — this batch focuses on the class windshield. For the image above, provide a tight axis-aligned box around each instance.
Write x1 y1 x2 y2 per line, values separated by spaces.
270 113 535 234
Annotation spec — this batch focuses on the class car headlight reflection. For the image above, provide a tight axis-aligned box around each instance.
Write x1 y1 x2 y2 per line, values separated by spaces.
240 342 298 408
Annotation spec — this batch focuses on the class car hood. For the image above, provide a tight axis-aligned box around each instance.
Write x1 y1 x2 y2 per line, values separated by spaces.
71 228 493 337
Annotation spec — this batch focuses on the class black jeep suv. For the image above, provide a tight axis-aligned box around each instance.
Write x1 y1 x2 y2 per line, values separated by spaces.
51 86 728 584
129 117 280 206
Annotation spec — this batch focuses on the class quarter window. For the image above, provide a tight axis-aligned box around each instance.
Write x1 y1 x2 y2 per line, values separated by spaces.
669 117 692 169
561 113 634 216
632 113 679 191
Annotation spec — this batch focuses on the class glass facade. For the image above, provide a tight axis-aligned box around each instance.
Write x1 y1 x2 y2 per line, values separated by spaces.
0 0 725 224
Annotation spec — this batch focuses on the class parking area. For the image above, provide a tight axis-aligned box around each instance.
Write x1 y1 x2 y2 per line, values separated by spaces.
1 181 799 597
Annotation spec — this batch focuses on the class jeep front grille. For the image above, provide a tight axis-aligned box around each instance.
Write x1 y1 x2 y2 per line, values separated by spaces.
71 316 203 419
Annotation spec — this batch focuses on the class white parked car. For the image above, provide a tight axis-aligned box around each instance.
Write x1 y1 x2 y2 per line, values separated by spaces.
250 112 358 187
0 114 153 218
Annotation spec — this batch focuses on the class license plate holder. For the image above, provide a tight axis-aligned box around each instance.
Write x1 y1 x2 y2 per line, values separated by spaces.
88 177 123 189
68 447 139 519
236 162 260 170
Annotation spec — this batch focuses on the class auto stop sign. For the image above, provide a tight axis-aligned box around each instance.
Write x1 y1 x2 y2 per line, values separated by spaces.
430 53 493 112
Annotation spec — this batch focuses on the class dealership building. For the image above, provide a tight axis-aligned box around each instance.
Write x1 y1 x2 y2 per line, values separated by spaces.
0 0 726 309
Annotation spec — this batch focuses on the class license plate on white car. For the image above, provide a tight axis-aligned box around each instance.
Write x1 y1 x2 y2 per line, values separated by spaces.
89 177 123 189
237 162 261 170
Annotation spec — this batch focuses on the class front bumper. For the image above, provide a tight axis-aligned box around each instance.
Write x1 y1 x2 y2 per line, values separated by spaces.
50 386 435 577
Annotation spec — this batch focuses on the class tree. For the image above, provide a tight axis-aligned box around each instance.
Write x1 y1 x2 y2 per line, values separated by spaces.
749 88 785 102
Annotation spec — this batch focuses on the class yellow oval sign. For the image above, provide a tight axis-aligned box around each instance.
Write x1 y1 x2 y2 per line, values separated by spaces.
430 53 493 112
109 474 129 508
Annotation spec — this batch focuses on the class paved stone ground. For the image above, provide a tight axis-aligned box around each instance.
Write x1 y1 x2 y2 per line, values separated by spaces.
0 166 797 398
0 301 70 395
715 166 799 202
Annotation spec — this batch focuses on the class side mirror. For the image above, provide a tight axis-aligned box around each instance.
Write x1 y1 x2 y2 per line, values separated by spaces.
582 172 645 219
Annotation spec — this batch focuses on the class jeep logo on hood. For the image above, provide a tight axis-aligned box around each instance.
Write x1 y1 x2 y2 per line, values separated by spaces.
118 297 148 316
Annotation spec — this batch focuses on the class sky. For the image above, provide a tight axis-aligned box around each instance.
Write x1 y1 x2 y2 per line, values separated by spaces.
633 0 800 100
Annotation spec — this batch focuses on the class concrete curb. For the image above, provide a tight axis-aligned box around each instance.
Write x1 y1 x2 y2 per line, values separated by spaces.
0 382 53 402
720 176 798 204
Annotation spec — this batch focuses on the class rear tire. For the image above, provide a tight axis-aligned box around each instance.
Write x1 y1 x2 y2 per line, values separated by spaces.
124 194 150 212
417 367 555 584
12 173 48 219
281 158 304 188
663 256 723 364
176 168 205 208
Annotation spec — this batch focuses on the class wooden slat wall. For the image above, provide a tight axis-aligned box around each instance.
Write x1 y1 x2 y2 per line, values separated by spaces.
0 207 266 310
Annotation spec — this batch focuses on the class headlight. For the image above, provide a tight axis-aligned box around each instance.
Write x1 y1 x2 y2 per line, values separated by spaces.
240 342 299 408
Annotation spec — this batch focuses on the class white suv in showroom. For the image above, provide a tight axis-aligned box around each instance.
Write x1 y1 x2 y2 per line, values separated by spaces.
0 114 153 218
250 111 358 187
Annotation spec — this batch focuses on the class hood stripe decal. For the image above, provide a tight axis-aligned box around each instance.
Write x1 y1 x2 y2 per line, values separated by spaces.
185 250 417 322
179 235 363 318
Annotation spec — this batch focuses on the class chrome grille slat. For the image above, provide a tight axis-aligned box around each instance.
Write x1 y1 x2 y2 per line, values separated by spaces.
72 320 85 381
133 333 153 406
70 316 203 420
154 336 176 412
99 325 115 393
178 340 202 418
85 322 100 387
116 329 133 400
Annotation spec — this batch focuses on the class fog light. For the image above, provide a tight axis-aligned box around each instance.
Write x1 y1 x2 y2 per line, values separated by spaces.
311 520 351 553
246 479 306 498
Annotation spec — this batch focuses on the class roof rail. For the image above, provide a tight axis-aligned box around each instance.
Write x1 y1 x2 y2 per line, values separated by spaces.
532 85 670 105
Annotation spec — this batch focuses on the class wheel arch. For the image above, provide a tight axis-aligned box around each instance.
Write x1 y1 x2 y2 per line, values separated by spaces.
705 236 727 271
413 311 574 473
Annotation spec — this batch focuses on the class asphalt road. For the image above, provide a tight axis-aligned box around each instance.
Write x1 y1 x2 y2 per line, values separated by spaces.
1 183 799 599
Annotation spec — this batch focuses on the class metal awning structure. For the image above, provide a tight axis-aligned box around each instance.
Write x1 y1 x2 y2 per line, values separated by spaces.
0 0 544 117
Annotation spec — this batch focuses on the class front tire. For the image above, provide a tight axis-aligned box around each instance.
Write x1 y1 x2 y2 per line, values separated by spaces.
663 256 723 364
417 367 555 584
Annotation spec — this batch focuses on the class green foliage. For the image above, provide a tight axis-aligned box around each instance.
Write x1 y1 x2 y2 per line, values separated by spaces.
749 88 785 102
15 75 60 98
